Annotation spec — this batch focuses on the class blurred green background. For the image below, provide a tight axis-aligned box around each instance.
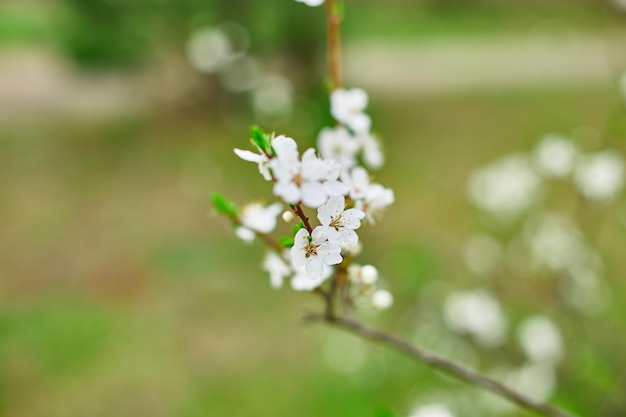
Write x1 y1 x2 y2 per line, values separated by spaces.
1 0 626 416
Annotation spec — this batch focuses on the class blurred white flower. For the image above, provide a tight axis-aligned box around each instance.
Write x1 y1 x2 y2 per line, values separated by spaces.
524 213 589 272
318 126 360 169
409 404 455 417
252 73 293 117
517 315 563 364
358 131 385 169
463 233 502 277
533 135 578 178
443 289 508 347
317 195 365 247
331 88 372 133
186 27 231 74
506 363 556 402
234 226 256 243
291 227 343 280
574 150 625 202
240 202 283 233
349 264 379 284
263 251 292 289
468 154 542 222
343 167 394 223
371 289 394 310
295 0 325 6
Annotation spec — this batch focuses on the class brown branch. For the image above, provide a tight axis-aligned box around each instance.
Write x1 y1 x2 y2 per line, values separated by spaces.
294 203 314 233
303 313 579 417
325 0 343 90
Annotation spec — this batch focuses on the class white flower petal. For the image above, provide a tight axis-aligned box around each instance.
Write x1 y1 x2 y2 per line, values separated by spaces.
301 181 327 208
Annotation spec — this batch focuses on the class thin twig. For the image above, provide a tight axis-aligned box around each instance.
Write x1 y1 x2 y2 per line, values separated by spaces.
303 313 579 417
294 203 314 233
325 0 343 90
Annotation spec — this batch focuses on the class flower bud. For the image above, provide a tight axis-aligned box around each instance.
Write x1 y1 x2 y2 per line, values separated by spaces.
282 210 295 223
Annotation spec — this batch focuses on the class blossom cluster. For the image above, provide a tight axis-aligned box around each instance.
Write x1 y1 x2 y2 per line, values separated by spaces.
218 87 394 309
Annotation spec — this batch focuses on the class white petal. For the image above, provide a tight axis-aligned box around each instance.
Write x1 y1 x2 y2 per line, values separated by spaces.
326 195 345 219
323 180 350 197
317 204 332 226
340 208 365 229
341 228 359 246
348 113 371 133
301 181 327 208
274 181 301 204
317 241 343 265
234 148 264 162
235 226 255 243
272 135 299 161
305 258 325 280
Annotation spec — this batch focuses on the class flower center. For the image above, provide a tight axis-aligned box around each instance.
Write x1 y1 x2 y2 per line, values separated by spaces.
304 242 318 258
291 172 303 186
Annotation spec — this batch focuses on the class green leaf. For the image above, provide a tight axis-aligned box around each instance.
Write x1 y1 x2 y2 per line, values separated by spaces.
291 221 305 235
279 236 295 248
211 193 238 218
250 125 271 154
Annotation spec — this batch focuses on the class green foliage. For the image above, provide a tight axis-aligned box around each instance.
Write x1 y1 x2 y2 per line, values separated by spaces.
250 125 273 155
211 193 238 218
279 235 295 248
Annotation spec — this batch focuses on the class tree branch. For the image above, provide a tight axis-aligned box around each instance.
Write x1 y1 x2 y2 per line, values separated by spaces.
303 313 578 417
325 0 343 90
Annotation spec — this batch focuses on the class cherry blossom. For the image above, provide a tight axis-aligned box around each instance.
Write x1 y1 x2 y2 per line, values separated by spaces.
317 195 365 246
291 227 342 280
235 202 282 243
271 138 348 208
331 88 372 133
317 126 360 169
262 251 292 289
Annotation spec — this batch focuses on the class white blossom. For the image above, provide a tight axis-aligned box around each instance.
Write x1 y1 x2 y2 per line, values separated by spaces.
291 227 343 280
468 154 542 222
343 167 394 222
271 136 348 208
331 88 372 133
523 213 591 272
186 27 231 74
318 126 360 169
348 264 379 284
371 289 393 310
262 251 292 289
358 131 384 169
317 195 365 246
443 289 508 347
517 315 563 364
234 226 256 243
295 0 324 6
574 150 625 201
240 202 283 233
533 135 578 178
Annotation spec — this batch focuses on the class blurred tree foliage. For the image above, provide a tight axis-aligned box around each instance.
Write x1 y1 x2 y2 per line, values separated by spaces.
54 0 323 70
